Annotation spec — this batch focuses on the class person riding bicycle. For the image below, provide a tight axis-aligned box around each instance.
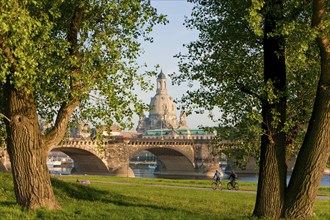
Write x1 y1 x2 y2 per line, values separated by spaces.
228 170 238 187
213 170 221 183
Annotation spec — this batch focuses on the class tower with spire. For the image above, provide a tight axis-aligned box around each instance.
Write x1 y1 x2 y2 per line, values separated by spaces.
137 70 187 132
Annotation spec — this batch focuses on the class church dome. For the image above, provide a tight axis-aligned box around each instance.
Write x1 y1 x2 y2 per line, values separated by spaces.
149 94 177 117
149 71 177 127
158 70 166 79
136 70 179 132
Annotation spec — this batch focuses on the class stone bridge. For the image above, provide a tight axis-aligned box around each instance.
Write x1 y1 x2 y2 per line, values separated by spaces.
1 137 297 177
1 137 224 178
1 137 298 177
53 137 222 178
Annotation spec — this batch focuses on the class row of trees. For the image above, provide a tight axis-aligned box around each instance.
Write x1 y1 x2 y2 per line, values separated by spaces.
172 0 329 218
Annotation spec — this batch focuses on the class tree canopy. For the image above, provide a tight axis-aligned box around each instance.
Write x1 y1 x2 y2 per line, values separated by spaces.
0 0 166 210
173 0 320 164
0 0 166 129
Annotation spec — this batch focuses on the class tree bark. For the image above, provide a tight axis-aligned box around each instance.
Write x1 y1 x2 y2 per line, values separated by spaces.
1 3 82 210
253 0 287 218
4 85 61 210
283 0 330 217
3 80 79 210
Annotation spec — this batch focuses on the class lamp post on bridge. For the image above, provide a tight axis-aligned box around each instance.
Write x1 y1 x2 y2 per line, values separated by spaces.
124 139 130 178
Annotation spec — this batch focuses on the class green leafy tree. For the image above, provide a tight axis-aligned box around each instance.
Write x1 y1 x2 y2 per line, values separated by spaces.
172 0 329 218
0 0 165 210
283 0 330 217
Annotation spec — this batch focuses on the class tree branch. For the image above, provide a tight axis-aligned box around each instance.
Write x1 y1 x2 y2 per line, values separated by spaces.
67 6 85 56
43 6 86 148
44 99 79 147
236 81 264 102
312 0 330 81
0 35 17 73
0 112 11 122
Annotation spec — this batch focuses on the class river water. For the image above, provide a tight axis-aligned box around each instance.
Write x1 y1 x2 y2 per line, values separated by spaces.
238 174 330 187
48 167 329 186
133 168 330 187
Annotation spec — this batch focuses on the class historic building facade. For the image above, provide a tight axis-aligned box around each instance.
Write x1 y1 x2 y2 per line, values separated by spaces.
136 70 188 133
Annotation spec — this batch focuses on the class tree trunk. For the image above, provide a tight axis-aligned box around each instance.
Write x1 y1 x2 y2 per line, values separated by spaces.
253 0 287 218
4 86 60 210
253 105 287 218
284 84 330 217
283 0 330 217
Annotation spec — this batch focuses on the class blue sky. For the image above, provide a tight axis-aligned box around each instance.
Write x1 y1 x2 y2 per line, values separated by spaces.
133 0 219 129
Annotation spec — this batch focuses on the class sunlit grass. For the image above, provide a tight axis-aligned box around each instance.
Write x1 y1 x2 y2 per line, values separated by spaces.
57 174 329 196
58 174 258 189
0 172 329 220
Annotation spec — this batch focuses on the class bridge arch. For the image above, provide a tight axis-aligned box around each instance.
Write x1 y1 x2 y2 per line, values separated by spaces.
51 140 109 175
128 142 196 176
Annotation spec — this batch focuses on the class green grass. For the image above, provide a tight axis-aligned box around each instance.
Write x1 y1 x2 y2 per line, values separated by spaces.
0 172 329 220
58 175 258 190
58 175 330 196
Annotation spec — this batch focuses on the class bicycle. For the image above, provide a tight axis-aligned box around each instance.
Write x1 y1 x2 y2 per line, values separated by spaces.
211 180 222 190
227 180 239 190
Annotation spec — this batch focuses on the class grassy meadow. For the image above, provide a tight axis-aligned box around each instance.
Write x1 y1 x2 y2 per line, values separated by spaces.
0 172 329 220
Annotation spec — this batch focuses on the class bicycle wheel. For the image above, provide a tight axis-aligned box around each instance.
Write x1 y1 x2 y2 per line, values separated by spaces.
212 182 218 190
234 182 239 190
227 182 233 190
218 182 222 190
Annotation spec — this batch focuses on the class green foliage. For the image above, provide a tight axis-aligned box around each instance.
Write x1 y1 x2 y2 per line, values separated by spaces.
172 0 321 162
246 0 264 37
0 0 167 130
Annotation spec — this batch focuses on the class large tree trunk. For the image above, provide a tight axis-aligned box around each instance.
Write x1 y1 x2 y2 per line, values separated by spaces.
1 3 82 210
253 130 287 218
284 80 330 217
4 86 60 210
283 0 330 217
253 0 287 218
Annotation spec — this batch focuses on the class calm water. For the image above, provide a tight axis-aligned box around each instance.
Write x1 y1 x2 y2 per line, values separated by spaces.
49 167 72 175
48 167 329 186
239 174 330 187
133 168 330 187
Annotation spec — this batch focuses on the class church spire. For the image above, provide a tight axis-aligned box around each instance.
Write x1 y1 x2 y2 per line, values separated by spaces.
157 69 167 94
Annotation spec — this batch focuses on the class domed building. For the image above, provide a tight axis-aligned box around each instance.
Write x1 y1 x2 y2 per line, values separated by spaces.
136 70 188 132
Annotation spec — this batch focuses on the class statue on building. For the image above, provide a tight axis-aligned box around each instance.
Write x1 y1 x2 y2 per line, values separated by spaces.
136 113 145 132
69 120 91 138
80 123 91 138
178 109 188 129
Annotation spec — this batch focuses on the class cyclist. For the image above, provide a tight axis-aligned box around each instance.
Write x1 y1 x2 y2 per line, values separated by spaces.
228 170 238 187
213 170 221 183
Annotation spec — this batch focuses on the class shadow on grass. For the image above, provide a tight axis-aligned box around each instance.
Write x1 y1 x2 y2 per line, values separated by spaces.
51 177 199 216
51 177 108 201
0 201 17 206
